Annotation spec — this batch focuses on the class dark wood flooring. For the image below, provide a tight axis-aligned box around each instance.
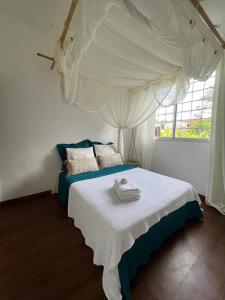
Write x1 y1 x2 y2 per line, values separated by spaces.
0 194 225 300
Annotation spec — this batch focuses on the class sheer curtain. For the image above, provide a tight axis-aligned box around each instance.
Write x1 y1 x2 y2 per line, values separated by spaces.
99 70 189 157
133 115 155 169
53 0 223 160
206 53 225 215
53 0 225 182
54 0 222 105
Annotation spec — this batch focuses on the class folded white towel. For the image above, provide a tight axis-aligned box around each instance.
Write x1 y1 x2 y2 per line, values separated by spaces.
113 184 141 199
113 185 141 201
114 176 141 194
113 176 141 201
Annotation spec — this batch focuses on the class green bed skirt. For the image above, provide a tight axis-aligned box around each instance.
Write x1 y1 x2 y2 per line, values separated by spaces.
118 201 203 300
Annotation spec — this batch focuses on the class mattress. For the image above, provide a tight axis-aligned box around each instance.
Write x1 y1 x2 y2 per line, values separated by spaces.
67 167 202 300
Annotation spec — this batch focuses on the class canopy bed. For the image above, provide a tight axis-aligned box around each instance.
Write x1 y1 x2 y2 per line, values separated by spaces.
39 0 225 299
56 139 203 299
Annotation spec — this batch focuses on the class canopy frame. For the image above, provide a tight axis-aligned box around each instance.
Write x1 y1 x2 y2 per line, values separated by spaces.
36 0 225 70
36 0 79 69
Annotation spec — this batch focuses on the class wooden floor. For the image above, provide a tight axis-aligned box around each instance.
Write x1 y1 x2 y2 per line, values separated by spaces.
0 194 225 300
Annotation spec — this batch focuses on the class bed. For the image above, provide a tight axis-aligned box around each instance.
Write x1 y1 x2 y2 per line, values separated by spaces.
58 164 203 300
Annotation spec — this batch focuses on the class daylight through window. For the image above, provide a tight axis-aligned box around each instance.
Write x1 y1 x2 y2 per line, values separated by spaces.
155 72 216 139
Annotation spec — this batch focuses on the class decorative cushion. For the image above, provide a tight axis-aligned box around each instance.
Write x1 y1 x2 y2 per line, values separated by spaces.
94 144 116 157
66 158 99 175
98 153 123 169
66 147 94 160
56 139 92 162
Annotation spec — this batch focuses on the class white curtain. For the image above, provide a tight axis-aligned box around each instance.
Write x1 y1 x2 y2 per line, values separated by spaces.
134 116 155 169
53 0 223 168
54 0 222 105
173 0 222 80
99 70 189 157
206 53 225 215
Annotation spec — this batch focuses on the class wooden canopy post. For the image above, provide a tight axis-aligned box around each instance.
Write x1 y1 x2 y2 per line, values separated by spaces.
37 52 55 69
60 0 78 49
36 0 78 69
190 0 225 49
37 0 225 69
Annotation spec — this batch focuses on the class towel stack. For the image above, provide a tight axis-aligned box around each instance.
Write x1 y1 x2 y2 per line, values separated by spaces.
113 176 141 201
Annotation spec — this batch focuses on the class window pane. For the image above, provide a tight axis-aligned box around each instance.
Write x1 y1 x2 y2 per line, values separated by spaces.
176 112 182 120
154 104 174 137
158 107 166 114
192 101 203 110
202 98 212 109
193 90 203 100
205 76 215 88
158 115 165 122
204 88 214 98
182 111 191 120
155 72 215 139
183 93 192 102
193 81 204 91
175 73 215 139
155 121 173 137
165 114 173 121
177 103 182 112
187 83 193 93
202 108 212 118
182 102 191 111
166 106 173 113
191 110 202 119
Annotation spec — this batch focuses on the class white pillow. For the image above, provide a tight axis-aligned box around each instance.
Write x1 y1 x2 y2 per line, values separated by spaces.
94 144 116 156
66 158 99 175
66 147 94 160
98 153 123 169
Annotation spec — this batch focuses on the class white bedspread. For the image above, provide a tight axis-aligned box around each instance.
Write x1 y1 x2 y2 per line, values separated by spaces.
68 168 200 300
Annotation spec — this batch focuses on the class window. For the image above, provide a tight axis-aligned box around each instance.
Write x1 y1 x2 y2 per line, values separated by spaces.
155 72 216 139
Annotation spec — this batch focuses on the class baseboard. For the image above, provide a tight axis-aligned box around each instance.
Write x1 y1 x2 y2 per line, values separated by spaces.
198 194 206 202
0 190 52 207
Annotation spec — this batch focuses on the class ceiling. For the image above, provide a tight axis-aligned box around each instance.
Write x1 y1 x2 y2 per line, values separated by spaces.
0 0 224 44
202 0 225 42
0 0 71 39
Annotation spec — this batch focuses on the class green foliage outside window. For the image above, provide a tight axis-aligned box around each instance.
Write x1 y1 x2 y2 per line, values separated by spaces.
159 118 211 138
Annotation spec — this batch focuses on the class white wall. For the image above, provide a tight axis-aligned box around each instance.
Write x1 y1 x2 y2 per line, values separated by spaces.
151 140 210 195
0 11 117 202
0 10 210 201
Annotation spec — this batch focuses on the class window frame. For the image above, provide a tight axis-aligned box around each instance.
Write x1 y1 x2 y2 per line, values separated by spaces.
154 74 216 143
155 103 210 142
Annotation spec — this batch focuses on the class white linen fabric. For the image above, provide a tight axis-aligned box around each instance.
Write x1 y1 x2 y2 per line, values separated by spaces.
113 184 140 201
206 54 225 215
130 115 156 169
68 167 201 299
94 144 116 156
54 0 222 100
98 153 123 169
113 175 141 200
99 70 189 157
66 147 94 160
114 176 140 192
66 158 99 176
54 0 222 158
